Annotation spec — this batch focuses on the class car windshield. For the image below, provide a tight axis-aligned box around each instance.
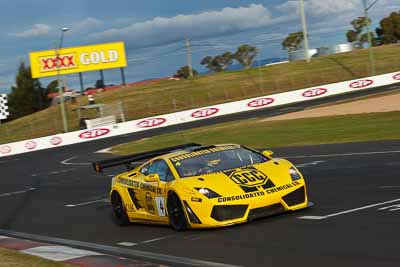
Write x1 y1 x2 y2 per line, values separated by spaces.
170 146 268 178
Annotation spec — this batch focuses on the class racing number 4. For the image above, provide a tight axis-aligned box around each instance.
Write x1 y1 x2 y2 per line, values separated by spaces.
155 197 166 216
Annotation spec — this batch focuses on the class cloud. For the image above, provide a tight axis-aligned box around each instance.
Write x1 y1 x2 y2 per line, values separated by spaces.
8 24 51 38
277 0 361 17
88 4 275 48
69 17 103 34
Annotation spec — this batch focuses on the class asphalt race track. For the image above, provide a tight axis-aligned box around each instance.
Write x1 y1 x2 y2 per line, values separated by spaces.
1 132 400 267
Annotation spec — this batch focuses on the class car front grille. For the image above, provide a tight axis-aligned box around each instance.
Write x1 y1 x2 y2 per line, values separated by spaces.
282 186 305 206
211 205 248 222
247 203 285 221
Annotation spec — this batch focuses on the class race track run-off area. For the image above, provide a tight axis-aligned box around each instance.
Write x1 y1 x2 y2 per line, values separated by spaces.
0 137 399 267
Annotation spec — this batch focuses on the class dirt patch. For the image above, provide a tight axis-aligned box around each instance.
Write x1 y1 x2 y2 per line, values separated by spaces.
261 91 400 122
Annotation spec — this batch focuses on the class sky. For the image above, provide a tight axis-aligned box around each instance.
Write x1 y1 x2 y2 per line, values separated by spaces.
0 0 399 93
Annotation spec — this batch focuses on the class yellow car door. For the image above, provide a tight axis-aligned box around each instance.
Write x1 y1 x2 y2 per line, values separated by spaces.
139 159 173 224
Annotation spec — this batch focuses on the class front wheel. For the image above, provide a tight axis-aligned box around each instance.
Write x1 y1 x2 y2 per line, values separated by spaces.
110 192 130 226
167 193 188 231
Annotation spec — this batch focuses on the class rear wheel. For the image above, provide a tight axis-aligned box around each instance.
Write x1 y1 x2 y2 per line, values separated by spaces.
110 192 130 226
167 193 187 230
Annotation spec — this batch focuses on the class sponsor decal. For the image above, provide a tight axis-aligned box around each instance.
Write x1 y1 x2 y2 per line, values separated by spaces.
247 98 274 108
302 88 327 98
50 136 62 146
191 108 219 118
119 177 140 188
137 118 166 128
223 166 275 193
118 178 164 194
349 79 373 89
229 168 268 187
266 181 301 194
79 128 110 139
170 145 239 163
140 182 164 194
218 191 265 203
393 73 400 80
25 141 37 150
0 145 11 155
40 54 77 72
145 192 155 214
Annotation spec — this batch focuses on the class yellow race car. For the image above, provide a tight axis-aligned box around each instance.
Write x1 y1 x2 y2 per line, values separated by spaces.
93 143 310 230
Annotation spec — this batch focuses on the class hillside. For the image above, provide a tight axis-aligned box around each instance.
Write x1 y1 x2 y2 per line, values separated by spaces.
1 44 400 144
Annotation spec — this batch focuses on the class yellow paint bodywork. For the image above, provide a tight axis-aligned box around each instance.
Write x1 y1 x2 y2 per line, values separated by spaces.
110 145 309 228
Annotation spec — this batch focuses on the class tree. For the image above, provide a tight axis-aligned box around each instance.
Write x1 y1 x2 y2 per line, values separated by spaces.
282 32 304 52
234 45 258 69
174 65 198 79
45 80 58 94
200 52 234 73
7 61 45 120
216 52 234 71
346 16 377 47
375 11 400 44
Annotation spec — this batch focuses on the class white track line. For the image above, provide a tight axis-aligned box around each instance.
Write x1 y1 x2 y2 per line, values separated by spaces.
0 188 36 198
140 235 174 244
31 168 76 177
65 198 108 207
299 198 400 220
61 157 90 165
95 147 113 154
22 245 102 261
287 150 400 159
296 160 325 168
379 185 400 189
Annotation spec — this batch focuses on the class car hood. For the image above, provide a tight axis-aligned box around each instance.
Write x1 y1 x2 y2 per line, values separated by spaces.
178 159 295 196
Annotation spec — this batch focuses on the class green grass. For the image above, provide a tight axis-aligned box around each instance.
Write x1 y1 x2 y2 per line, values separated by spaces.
1 44 400 144
111 111 400 155
0 247 73 267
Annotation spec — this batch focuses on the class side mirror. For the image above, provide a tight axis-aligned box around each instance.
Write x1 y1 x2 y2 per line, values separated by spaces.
144 174 160 183
262 150 274 158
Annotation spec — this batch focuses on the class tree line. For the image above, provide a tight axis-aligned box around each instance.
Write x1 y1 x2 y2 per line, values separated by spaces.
175 44 258 78
281 11 400 52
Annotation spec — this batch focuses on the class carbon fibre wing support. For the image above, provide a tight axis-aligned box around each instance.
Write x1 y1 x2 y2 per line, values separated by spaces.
92 143 202 173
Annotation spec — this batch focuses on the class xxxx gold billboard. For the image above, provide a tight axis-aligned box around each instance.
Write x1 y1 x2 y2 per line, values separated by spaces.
29 42 127 78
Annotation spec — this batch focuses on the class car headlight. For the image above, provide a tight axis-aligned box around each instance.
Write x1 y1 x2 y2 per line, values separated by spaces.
195 188 221 198
289 167 302 181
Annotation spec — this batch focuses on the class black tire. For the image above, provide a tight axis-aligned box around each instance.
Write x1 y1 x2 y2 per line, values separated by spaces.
167 192 188 231
110 192 130 226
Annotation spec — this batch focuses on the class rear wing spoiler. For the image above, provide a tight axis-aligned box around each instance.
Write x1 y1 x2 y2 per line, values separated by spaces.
92 143 202 173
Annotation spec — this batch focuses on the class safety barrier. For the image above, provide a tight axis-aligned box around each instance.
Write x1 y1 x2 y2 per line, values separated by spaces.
1 70 399 157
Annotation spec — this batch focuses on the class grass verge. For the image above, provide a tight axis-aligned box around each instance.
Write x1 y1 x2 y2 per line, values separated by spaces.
111 111 400 155
0 247 72 267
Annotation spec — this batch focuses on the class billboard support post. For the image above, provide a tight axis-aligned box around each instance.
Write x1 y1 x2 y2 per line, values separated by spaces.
99 70 105 88
120 67 126 85
78 72 84 93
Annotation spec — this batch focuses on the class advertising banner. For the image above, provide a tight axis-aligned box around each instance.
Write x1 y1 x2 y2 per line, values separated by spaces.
29 42 127 78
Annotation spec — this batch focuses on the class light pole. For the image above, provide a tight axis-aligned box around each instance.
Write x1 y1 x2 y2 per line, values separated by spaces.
299 0 310 62
363 0 379 76
55 27 69 133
